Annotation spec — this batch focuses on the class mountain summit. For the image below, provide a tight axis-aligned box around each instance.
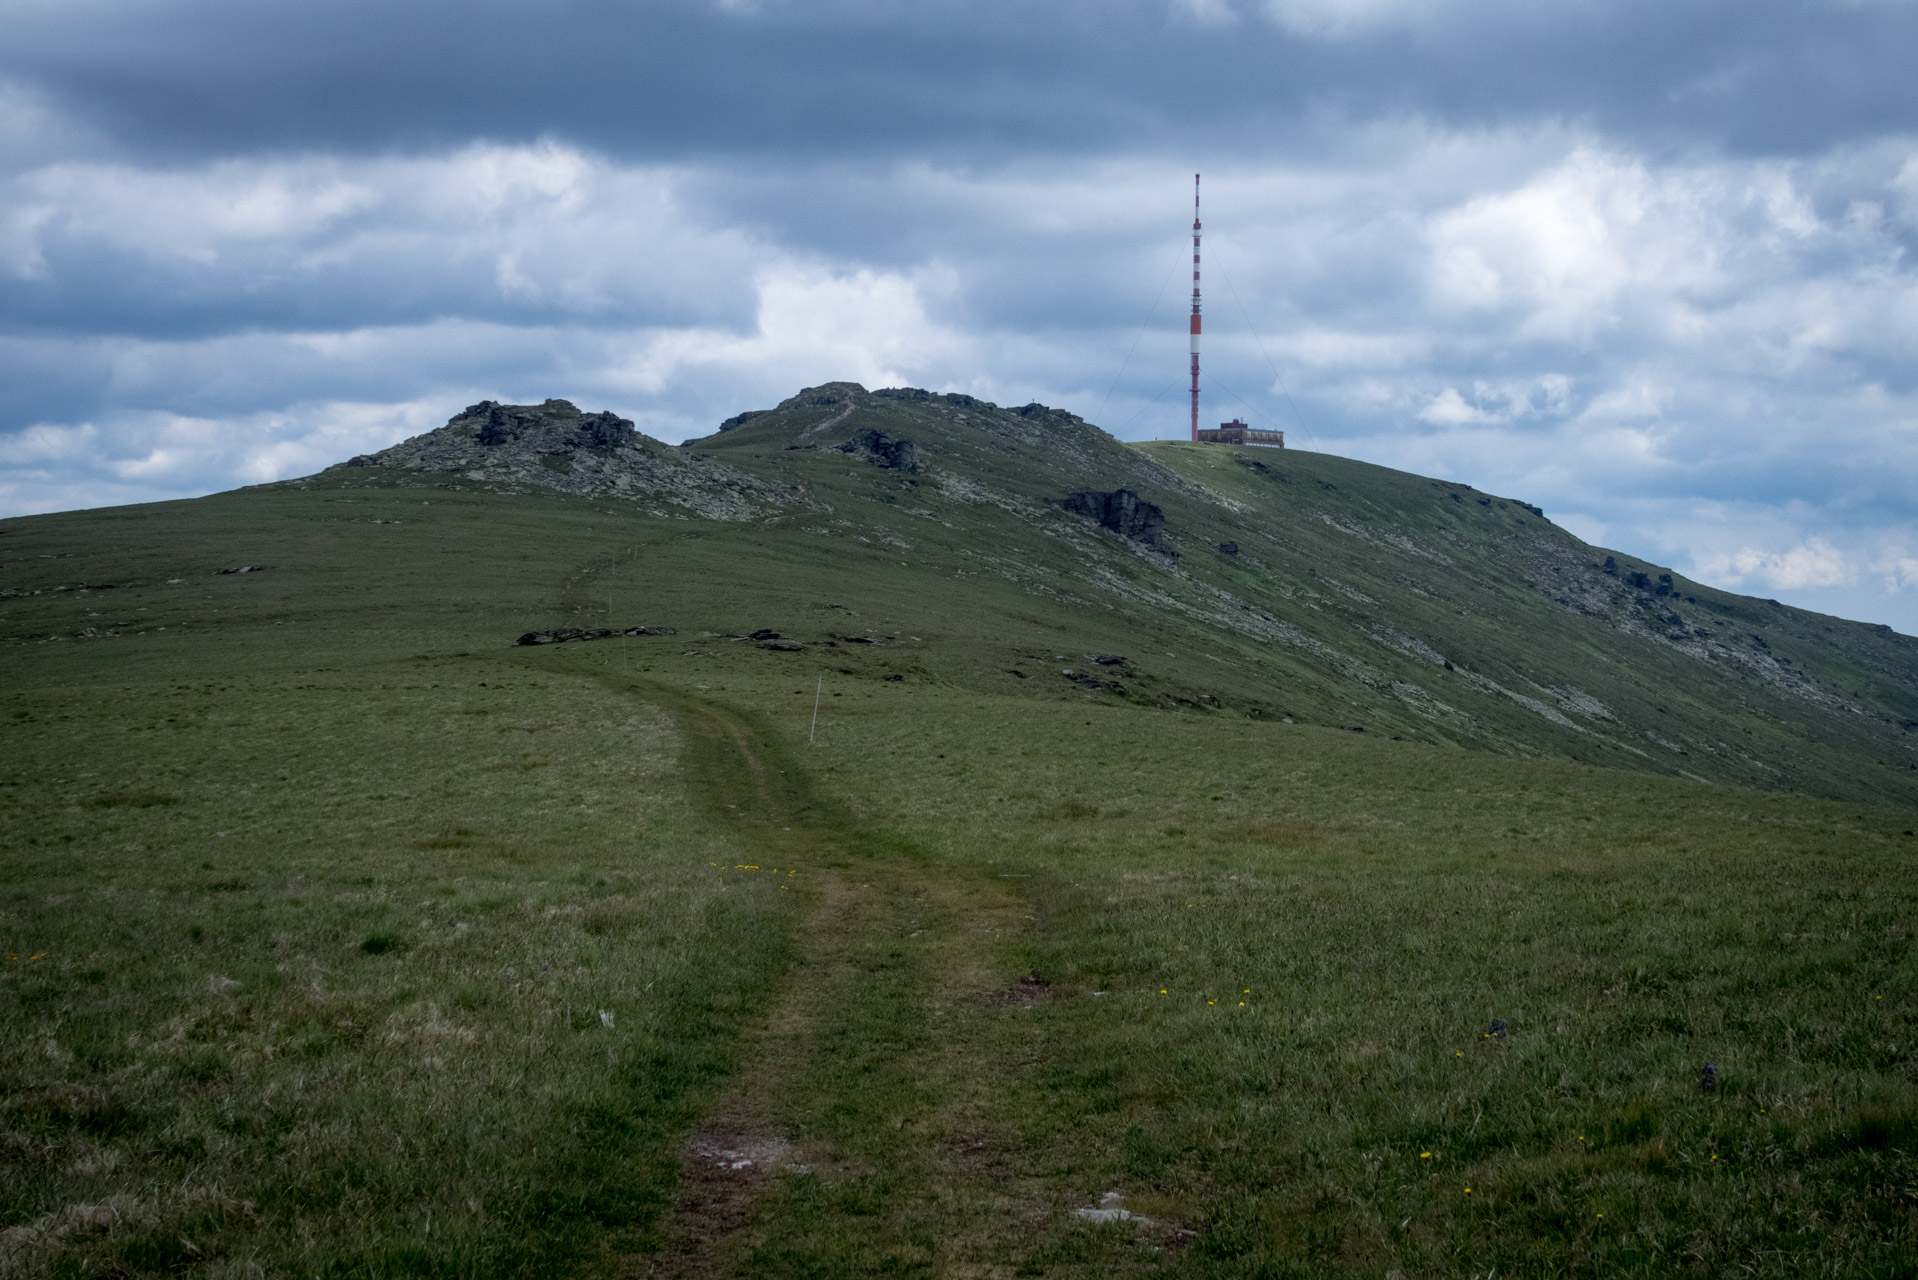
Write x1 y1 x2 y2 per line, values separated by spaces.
337 397 783 519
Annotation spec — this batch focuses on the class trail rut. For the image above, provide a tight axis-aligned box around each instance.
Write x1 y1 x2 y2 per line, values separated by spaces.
587 676 1035 1277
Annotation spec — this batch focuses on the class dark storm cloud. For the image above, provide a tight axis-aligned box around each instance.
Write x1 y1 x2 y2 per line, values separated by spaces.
4 0 1915 165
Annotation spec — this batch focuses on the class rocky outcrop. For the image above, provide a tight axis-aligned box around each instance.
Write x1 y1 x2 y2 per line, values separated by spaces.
1060 488 1169 552
461 400 631 451
515 625 677 646
336 399 787 520
837 428 920 471
717 410 769 433
1061 666 1126 694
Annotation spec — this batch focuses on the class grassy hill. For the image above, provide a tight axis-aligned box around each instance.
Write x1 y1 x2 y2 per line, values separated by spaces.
2 384 1915 1277
682 383 1918 805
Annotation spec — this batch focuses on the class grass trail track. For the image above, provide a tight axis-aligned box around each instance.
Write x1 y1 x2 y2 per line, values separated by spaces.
598 674 1047 1277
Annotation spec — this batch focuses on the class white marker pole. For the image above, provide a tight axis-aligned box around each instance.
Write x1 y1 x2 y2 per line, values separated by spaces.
810 677 822 745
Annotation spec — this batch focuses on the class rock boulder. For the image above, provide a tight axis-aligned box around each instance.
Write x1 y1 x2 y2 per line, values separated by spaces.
1060 488 1169 552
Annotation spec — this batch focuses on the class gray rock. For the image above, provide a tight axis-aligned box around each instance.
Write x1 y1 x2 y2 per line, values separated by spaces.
1062 668 1123 694
717 409 770 433
837 428 920 471
516 627 614 646
463 399 629 450
1060 488 1169 552
515 625 677 645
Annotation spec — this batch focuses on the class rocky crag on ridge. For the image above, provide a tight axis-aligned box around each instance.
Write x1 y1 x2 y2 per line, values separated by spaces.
334 398 787 520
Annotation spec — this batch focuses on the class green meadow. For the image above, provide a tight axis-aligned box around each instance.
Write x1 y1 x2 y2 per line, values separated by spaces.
4 428 1916 1276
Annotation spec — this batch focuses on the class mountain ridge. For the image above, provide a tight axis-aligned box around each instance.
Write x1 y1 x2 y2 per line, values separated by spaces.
11 379 1917 805
707 383 1918 803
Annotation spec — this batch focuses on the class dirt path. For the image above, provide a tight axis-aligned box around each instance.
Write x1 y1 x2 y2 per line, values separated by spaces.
596 677 1036 1278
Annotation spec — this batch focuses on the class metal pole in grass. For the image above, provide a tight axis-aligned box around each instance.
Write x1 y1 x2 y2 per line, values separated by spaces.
810 677 822 745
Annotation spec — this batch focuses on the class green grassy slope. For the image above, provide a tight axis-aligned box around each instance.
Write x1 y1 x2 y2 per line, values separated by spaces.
0 487 809 1275
2 385 1915 1276
684 383 1918 805
743 687 1918 1278
10 381 1915 806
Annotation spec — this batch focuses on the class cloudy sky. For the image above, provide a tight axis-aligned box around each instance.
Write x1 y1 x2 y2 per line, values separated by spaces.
4 0 1917 628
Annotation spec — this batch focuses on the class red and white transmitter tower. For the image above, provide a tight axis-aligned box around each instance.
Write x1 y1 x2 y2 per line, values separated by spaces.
1188 173 1202 442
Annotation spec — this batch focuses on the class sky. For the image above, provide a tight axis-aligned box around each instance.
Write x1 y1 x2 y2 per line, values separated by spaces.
3 0 1917 629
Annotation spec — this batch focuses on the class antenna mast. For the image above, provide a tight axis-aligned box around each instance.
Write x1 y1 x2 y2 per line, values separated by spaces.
1189 173 1201 443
